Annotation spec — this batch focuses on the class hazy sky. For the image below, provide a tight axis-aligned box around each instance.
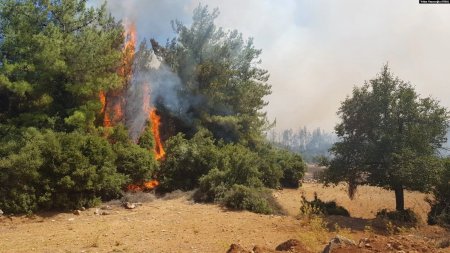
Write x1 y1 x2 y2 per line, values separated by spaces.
94 0 450 132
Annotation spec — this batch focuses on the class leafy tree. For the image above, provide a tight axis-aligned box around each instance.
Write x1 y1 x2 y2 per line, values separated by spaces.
0 0 123 131
152 5 271 146
324 65 449 211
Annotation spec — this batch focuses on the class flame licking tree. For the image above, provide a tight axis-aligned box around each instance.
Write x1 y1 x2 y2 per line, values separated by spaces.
100 21 165 191
149 108 166 160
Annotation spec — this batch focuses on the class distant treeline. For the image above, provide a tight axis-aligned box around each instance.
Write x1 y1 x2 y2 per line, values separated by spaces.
268 127 337 162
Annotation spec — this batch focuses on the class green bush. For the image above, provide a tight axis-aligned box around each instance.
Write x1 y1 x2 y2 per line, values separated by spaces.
277 149 306 188
0 128 44 213
158 131 221 192
195 168 228 202
427 158 450 227
114 143 158 184
256 145 283 188
223 185 273 214
300 193 350 217
194 144 264 201
0 128 127 213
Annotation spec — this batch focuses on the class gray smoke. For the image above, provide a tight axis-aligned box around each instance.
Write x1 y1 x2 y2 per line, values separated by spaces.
96 0 450 133
125 42 185 142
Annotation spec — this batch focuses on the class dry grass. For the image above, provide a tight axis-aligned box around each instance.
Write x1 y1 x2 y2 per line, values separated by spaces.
0 181 447 253
274 182 431 221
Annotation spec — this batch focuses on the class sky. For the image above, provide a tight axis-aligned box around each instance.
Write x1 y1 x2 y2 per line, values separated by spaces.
92 0 450 132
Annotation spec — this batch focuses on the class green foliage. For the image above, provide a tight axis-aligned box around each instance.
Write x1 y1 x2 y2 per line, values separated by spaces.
325 64 449 211
222 185 273 214
138 125 155 150
0 0 123 130
153 5 271 146
113 143 157 184
277 149 306 188
158 131 221 192
427 158 450 227
0 128 126 213
300 193 350 217
255 146 305 189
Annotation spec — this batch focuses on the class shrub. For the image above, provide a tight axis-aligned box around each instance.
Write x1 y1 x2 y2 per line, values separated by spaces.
158 131 221 192
0 128 127 213
427 158 450 228
257 145 283 188
195 168 228 202
219 144 263 188
376 208 420 225
38 131 126 210
277 149 306 188
222 185 273 214
194 144 264 201
114 143 157 184
0 128 44 213
300 193 350 217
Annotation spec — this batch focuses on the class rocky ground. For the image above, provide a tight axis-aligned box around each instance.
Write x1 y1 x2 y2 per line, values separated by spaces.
0 184 449 253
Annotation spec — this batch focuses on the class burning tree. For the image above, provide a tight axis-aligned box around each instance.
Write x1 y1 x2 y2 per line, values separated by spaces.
0 2 306 215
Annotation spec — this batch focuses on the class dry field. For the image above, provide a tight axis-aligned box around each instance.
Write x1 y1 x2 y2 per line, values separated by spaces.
275 183 431 221
0 184 448 253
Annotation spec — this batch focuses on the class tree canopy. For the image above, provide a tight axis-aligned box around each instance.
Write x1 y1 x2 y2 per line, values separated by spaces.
152 5 272 147
324 65 449 211
0 0 124 131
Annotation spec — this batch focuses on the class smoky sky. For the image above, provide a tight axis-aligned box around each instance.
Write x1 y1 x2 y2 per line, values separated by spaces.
92 0 450 132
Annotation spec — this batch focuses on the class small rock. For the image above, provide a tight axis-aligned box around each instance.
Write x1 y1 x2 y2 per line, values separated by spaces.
94 208 100 215
322 235 356 253
393 242 403 250
276 239 310 252
73 210 81 215
0 209 3 215
101 211 110 215
68 218 75 221
365 243 372 248
226 244 250 253
80 207 86 211
101 205 112 210
124 202 136 209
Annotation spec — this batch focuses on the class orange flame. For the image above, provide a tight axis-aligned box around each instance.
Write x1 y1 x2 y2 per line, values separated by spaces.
99 91 106 114
101 21 136 128
127 179 159 192
119 21 136 82
150 108 165 160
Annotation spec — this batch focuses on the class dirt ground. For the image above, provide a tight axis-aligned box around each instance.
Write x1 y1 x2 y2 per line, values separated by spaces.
0 184 449 253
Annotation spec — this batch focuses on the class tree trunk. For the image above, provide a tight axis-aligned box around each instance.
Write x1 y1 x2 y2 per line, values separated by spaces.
394 185 404 211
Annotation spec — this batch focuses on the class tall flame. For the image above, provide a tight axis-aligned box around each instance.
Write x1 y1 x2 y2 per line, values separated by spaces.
150 108 165 160
98 21 164 191
119 21 136 82
100 21 136 128
99 91 106 114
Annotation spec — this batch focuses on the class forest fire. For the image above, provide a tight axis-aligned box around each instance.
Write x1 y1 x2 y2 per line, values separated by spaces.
100 22 136 128
127 179 160 191
99 21 165 191
150 108 166 160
